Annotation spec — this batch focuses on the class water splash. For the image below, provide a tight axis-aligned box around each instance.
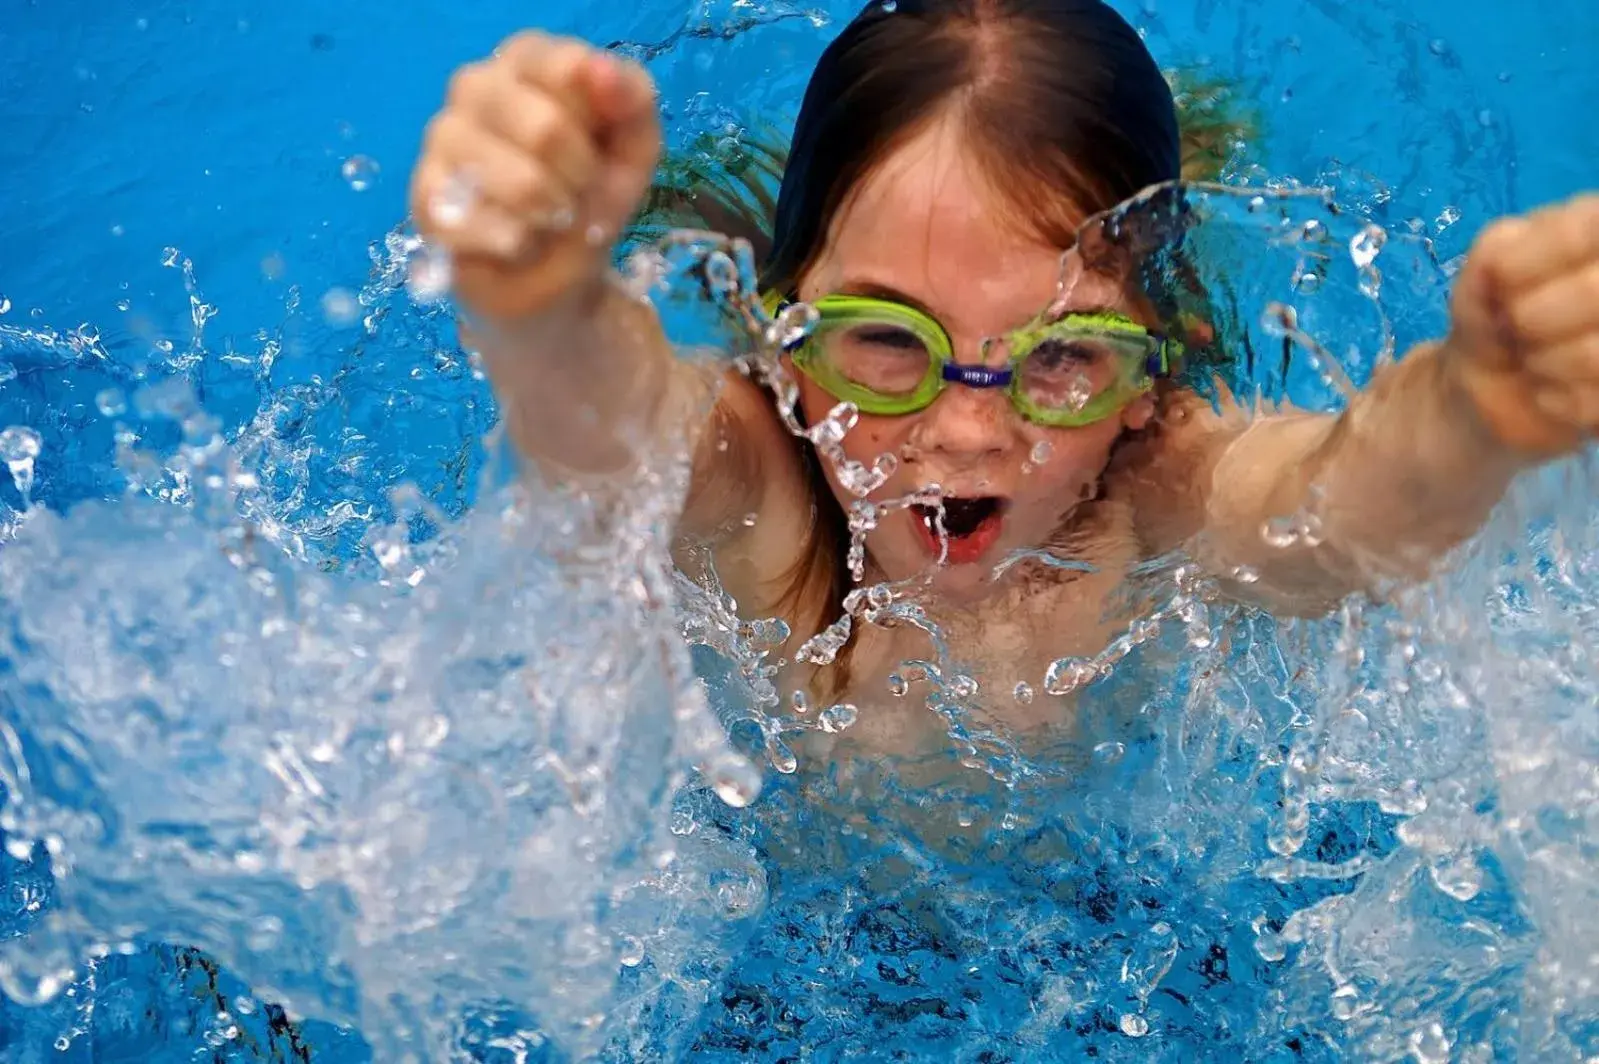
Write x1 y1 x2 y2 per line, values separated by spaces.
0 176 1596 1063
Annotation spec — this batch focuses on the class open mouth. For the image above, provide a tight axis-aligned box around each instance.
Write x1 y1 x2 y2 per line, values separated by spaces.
911 496 1007 565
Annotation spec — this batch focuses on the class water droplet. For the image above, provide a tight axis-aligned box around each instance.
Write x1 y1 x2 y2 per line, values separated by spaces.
1044 657 1096 695
321 288 360 327
0 426 42 462
405 242 453 304
1013 681 1035 704
1409 1021 1452 1064
706 753 761 808
773 301 819 350
95 389 127 416
818 702 859 734
1261 516 1301 549
1349 224 1387 269
1330 983 1362 1021
1119 1013 1149 1037
341 154 379 191
950 674 978 699
1 426 42 502
886 673 908 697
1093 740 1126 765
702 251 740 294
766 735 798 774
1429 854 1483 901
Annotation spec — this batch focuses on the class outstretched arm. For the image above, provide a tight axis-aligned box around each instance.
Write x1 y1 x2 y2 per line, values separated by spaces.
1149 194 1598 613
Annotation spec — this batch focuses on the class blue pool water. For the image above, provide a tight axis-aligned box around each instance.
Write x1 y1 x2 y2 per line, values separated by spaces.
2 1 1598 1061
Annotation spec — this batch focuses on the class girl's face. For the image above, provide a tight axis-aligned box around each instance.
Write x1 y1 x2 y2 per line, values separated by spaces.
790 115 1155 599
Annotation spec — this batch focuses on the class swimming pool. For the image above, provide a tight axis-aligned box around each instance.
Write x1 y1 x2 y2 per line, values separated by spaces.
2 0 1598 1060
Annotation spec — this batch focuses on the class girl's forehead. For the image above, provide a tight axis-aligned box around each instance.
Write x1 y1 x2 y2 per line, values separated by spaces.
803 118 1134 328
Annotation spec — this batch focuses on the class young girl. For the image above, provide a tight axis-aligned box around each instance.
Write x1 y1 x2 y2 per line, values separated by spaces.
410 0 1599 763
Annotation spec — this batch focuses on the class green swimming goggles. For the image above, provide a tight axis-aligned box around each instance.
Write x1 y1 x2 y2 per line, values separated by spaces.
772 294 1177 428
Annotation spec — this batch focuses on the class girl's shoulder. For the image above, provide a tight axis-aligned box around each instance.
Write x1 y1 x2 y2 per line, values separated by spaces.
1105 383 1253 555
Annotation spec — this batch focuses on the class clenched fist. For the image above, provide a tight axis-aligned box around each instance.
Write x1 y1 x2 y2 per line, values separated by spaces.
1449 194 1599 456
410 32 662 320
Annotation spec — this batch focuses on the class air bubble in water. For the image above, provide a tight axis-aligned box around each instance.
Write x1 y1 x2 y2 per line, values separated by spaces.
1429 854 1483 901
341 154 380 191
405 242 453 305
0 363 15 384
1119 1014 1149 1037
0 296 10 315
0 426 43 502
1349 224 1387 269
706 753 762 808
618 935 645 968
886 673 909 697
1331 984 1363 1021
1409 1021 1452 1064
1013 682 1035 704
1435 205 1461 231
95 389 128 417
321 288 361 327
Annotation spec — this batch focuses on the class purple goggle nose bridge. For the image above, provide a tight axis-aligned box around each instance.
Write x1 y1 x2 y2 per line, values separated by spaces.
943 362 1012 388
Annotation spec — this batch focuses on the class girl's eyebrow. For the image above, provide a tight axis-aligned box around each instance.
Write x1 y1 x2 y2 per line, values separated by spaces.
836 277 1129 328
834 278 938 319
